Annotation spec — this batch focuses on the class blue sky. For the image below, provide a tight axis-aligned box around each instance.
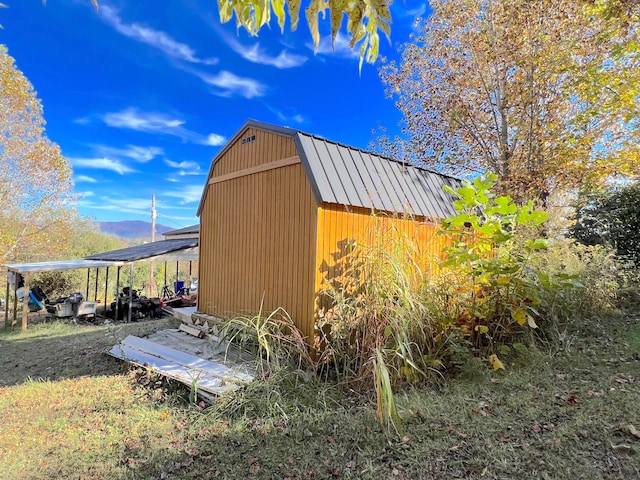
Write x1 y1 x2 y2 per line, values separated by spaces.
1 0 429 228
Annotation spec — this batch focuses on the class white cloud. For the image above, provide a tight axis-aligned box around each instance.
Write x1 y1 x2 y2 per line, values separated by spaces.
103 108 185 133
75 174 98 183
78 191 94 198
93 144 164 163
164 184 204 204
165 159 200 170
80 196 151 216
101 108 225 145
100 6 217 65
197 71 267 98
69 157 136 175
310 33 359 59
222 33 307 68
202 133 226 146
267 106 306 125
405 4 427 17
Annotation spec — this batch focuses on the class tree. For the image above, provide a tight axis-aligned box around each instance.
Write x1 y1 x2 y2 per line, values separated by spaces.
0 44 75 263
30 0 390 67
572 181 640 266
378 0 639 204
218 0 391 68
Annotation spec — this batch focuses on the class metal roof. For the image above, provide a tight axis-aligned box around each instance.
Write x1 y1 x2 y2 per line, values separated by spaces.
164 224 199 236
4 259 125 274
295 133 460 218
86 238 198 262
198 120 460 219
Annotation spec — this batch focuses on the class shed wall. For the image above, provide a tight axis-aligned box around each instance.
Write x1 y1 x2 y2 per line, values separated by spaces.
211 127 296 175
314 204 451 316
199 132 318 341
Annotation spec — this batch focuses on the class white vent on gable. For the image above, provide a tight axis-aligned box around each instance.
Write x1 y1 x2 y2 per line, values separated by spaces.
241 134 256 145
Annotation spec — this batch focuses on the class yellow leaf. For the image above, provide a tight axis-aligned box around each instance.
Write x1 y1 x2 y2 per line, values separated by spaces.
488 354 505 371
474 325 489 334
512 308 527 326
527 315 538 329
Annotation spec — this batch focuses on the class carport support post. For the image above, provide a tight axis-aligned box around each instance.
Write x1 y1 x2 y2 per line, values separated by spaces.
163 261 167 292
85 269 90 299
94 268 99 302
4 276 9 327
12 274 18 327
104 267 109 315
115 266 121 320
175 261 179 293
22 272 30 331
127 263 134 322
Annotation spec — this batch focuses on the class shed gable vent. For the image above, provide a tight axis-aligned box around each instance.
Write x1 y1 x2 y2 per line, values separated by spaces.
241 134 256 145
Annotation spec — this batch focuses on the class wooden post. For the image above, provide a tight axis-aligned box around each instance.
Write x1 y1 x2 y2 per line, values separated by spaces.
4 276 10 328
22 272 30 331
11 274 18 328
175 261 179 294
85 269 90 299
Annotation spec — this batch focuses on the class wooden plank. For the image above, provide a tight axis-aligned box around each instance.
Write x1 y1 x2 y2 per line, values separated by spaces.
208 156 300 185
179 323 205 338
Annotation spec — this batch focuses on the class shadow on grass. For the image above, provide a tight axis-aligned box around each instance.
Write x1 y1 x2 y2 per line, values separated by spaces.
0 317 178 387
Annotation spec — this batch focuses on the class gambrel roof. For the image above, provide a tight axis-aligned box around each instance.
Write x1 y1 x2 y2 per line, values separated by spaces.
198 120 460 219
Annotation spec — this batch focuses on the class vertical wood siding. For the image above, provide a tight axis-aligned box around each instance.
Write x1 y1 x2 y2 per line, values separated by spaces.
199 130 318 341
210 127 293 175
314 204 452 317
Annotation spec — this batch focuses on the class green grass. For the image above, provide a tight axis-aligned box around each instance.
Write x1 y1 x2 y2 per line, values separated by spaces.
1 314 639 479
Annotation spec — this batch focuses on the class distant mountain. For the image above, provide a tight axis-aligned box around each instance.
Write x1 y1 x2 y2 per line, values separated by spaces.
99 221 173 240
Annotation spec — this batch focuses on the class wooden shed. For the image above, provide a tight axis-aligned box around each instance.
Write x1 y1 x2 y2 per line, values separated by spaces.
196 120 459 342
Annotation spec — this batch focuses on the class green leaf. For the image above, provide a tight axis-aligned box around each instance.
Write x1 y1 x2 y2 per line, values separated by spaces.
474 325 489 334
512 308 527 326
525 238 549 250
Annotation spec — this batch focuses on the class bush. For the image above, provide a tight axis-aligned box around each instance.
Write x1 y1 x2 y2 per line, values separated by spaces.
572 182 640 267
244 173 629 432
315 173 624 430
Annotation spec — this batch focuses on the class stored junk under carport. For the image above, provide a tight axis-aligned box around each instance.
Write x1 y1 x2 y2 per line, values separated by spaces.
197 119 460 344
3 236 199 330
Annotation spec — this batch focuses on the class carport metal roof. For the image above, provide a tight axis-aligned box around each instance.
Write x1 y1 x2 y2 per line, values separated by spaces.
4 259 125 274
85 238 198 262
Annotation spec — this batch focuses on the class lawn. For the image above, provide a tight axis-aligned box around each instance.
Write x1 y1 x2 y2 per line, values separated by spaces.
0 313 639 479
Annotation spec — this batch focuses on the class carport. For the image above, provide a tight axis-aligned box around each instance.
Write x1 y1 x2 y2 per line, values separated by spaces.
3 237 199 331
3 260 124 331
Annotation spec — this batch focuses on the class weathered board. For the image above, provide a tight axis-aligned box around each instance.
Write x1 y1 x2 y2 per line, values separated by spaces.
108 335 254 398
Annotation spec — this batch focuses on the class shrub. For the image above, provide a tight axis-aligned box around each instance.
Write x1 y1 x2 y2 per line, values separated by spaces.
572 181 640 266
315 173 601 430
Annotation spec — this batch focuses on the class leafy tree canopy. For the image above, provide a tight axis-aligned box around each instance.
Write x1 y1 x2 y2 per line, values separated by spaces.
23 0 390 68
0 44 76 263
571 181 640 266
378 0 639 204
